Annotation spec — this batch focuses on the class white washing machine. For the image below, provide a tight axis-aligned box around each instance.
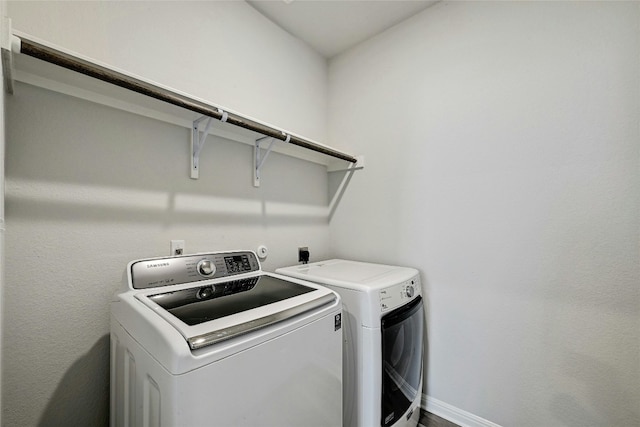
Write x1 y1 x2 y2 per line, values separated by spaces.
277 259 424 427
110 250 343 427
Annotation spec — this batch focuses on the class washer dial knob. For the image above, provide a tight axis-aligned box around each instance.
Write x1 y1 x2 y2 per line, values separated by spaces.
405 285 415 298
197 259 216 277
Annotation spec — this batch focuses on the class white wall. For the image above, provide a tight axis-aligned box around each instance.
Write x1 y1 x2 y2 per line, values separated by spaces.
328 1 639 426
3 1 330 426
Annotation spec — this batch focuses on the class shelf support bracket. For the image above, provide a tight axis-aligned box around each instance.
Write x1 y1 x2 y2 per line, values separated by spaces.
1 18 19 95
254 134 289 187
191 110 227 179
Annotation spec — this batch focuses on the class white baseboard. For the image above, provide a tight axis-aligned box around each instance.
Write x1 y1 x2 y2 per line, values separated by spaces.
422 394 502 427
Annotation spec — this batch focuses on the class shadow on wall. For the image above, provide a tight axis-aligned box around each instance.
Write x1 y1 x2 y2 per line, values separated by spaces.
38 335 110 427
328 168 357 221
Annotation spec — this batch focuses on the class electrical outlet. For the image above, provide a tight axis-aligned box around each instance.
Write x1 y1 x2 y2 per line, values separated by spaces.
171 240 185 256
298 247 310 264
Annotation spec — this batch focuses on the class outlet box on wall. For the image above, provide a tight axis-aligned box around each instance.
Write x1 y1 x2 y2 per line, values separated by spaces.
170 240 185 256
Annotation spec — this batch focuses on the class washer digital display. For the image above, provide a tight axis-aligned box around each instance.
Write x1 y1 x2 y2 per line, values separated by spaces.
224 255 252 274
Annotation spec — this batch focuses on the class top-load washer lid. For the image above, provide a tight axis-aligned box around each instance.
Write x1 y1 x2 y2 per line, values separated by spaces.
124 251 337 351
147 275 313 326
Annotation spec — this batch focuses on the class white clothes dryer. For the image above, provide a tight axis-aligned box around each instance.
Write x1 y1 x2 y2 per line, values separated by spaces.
276 259 424 427
111 250 343 427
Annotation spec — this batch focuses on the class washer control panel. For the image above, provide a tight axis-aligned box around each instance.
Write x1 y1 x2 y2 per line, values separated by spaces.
130 251 260 289
379 275 421 313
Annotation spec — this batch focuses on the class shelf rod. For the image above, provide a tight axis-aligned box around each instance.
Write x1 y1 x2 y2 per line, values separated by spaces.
16 35 358 164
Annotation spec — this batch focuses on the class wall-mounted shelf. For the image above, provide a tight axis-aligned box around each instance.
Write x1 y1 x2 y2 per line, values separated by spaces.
2 27 364 186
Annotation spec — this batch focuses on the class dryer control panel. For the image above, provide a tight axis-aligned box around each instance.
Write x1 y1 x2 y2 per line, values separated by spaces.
130 251 260 289
378 275 421 313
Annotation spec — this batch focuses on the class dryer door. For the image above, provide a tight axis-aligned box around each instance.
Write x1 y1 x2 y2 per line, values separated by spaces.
380 296 424 427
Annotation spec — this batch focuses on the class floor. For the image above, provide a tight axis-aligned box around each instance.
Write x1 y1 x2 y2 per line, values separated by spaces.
419 410 460 427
